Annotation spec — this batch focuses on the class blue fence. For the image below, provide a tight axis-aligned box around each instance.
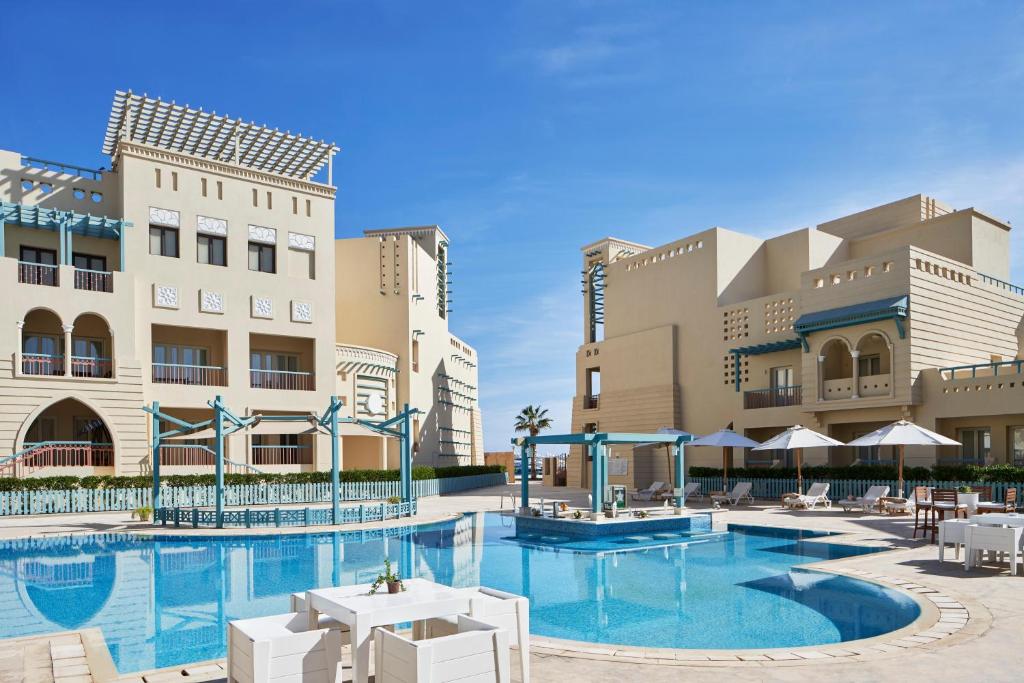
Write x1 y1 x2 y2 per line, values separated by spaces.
690 476 1023 502
0 473 507 516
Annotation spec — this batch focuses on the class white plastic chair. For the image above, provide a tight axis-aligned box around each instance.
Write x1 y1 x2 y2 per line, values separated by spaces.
680 482 702 503
632 482 667 501
938 518 970 562
418 586 530 683
964 524 1023 575
375 615 510 683
838 485 890 512
712 482 753 505
227 612 342 683
783 482 831 510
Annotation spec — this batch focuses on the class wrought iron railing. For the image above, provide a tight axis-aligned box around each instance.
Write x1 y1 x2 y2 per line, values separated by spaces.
152 363 226 386
744 385 802 409
73 268 113 293
71 356 112 378
250 368 314 391
22 353 64 376
251 445 314 466
21 156 104 180
18 261 58 286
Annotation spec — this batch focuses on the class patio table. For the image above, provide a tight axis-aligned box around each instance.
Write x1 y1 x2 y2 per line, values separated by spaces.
971 512 1024 527
306 578 471 683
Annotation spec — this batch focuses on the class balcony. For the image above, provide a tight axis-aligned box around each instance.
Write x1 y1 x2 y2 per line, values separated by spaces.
153 363 226 386
22 353 64 376
940 359 1024 380
583 394 600 409
73 268 113 293
152 325 228 388
18 261 58 287
250 369 314 391
744 385 801 409
251 444 313 465
71 356 113 378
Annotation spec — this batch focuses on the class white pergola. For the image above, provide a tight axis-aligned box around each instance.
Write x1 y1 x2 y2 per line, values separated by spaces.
103 90 339 182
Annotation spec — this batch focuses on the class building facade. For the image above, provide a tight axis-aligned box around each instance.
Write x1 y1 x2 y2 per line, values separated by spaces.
567 195 1024 489
335 227 484 467
0 90 484 478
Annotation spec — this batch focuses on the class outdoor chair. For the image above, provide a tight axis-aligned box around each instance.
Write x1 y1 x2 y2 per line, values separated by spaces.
681 481 702 503
963 524 1023 576
418 586 530 683
912 486 933 538
227 612 342 683
632 481 668 501
289 592 353 637
839 485 890 513
375 615 510 683
711 482 753 505
976 488 1018 514
930 489 968 543
782 482 831 510
938 518 971 562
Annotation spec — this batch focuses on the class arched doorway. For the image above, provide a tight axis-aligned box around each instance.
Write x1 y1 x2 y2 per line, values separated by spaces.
22 309 64 376
71 313 113 378
854 332 893 398
819 338 853 400
18 398 114 474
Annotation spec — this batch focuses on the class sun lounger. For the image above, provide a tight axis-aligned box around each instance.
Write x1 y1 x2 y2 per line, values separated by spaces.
782 482 831 510
838 485 890 512
711 482 753 505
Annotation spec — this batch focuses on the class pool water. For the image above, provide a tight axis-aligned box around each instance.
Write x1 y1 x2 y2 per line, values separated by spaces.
0 513 919 673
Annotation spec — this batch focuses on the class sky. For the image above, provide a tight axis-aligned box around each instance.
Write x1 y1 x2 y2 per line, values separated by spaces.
3 1 1024 453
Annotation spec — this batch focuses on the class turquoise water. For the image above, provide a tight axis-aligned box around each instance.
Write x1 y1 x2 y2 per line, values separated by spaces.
0 513 918 673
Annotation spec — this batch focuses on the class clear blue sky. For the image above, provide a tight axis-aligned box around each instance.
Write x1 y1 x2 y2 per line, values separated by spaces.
3 1 1023 452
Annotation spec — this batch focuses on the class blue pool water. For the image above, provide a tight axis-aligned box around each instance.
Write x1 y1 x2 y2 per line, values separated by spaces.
0 513 919 673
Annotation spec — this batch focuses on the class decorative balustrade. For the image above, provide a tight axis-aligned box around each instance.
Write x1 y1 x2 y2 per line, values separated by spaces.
583 394 600 409
251 445 314 465
743 385 801 409
71 356 113 378
153 363 226 386
159 444 215 467
0 442 113 477
18 261 58 286
22 353 64 376
250 368 314 391
73 268 113 292
940 359 1024 380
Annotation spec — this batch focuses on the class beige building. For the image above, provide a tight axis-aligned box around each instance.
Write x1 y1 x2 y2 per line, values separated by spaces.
566 195 1024 489
0 90 483 478
334 227 484 467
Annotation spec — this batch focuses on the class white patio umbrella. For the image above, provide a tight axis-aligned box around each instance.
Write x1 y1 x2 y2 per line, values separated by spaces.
687 429 761 491
845 420 960 497
634 427 692 485
753 425 844 494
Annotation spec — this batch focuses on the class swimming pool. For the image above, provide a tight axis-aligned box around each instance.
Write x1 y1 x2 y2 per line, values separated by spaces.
0 513 919 672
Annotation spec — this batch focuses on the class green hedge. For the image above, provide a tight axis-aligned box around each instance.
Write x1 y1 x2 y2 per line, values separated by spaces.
689 463 1024 482
0 465 505 492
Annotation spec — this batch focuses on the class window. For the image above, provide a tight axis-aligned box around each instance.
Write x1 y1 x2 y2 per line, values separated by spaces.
770 366 793 388
73 253 107 272
201 178 208 197
24 334 60 356
412 339 420 372
958 427 991 465
305 199 311 217
198 234 227 266
248 242 275 273
171 171 178 191
266 191 273 209
26 417 56 443
216 180 223 200
292 196 298 215
74 416 111 443
153 343 210 383
19 246 58 285
155 168 161 188
288 247 315 279
858 354 881 376
252 188 258 207
149 225 179 257
1011 427 1024 466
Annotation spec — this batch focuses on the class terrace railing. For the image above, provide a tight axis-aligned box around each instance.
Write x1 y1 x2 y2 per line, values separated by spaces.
251 445 313 466
18 261 58 287
71 356 113 378
250 368 314 391
153 363 226 386
583 394 600 409
940 359 1024 380
22 353 64 376
73 268 113 293
0 441 113 477
744 385 801 409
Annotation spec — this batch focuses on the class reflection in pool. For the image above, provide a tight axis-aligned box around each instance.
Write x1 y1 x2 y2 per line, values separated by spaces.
0 513 919 672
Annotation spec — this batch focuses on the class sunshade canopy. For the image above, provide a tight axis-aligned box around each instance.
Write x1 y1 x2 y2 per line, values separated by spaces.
845 420 960 447
634 427 693 448
753 425 844 451
688 429 761 448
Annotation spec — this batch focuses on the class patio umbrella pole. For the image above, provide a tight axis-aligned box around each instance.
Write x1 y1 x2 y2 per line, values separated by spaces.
795 447 803 495
898 444 905 498
723 446 730 492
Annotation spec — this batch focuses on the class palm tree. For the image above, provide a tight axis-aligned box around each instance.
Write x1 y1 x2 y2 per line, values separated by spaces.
514 405 552 480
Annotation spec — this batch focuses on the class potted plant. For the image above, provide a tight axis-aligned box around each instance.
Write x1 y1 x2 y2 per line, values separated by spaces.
636 510 649 519
369 559 405 594
957 485 979 513
530 507 542 517
133 506 153 522
572 510 583 520
386 495 401 504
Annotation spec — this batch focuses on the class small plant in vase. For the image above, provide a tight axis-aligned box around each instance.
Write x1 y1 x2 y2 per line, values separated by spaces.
572 510 583 520
957 485 972 494
368 558 405 594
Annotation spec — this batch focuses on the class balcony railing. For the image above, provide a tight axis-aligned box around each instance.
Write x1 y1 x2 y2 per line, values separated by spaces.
159 444 215 467
583 394 600 409
71 356 113 378
18 261 58 286
0 441 114 476
744 385 802 409
22 353 64 376
74 268 113 293
940 359 1024 380
250 369 314 391
152 363 226 386
251 445 313 466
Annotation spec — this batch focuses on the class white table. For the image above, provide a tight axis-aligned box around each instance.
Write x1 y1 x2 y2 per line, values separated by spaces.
306 578 471 683
972 512 1024 527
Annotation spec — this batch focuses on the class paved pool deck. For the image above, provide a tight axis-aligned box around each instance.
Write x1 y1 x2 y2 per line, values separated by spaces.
1 482 1021 682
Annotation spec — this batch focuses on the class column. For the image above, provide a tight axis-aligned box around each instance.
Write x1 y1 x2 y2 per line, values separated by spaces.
816 355 825 402
590 443 602 517
887 342 895 398
673 443 684 509
15 321 24 376
850 349 860 399
108 329 116 379
62 324 73 377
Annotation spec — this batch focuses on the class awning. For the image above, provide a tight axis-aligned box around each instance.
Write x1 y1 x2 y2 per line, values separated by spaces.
794 295 909 349
730 338 802 356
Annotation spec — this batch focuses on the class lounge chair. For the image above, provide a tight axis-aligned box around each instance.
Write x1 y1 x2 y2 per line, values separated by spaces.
838 485 890 512
375 615 511 682
711 482 753 505
632 481 668 501
681 481 702 503
783 482 831 510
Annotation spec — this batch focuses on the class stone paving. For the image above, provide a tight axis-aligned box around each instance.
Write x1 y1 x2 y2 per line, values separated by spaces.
1 482 1022 682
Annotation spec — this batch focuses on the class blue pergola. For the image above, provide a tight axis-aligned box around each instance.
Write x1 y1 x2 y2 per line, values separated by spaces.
512 431 694 515
0 201 131 269
144 397 419 528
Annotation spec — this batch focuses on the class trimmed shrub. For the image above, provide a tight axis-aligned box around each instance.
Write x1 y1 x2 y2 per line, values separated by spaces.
0 465 505 492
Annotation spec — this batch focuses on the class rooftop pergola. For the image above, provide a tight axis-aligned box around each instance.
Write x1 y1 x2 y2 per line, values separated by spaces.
144 396 419 528
512 432 694 516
